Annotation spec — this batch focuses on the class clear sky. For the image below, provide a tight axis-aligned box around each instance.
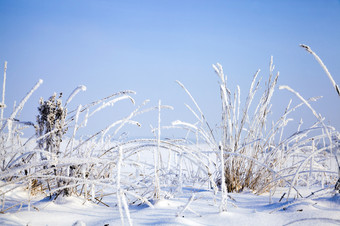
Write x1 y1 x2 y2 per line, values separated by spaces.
0 0 340 139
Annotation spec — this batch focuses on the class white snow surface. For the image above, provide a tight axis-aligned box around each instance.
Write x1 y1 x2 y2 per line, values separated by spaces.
1 185 340 226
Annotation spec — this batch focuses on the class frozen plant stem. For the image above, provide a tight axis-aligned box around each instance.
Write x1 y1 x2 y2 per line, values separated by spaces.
117 147 124 225
154 100 161 200
91 184 95 202
83 165 87 202
219 142 228 212
1 79 43 138
177 194 197 217
117 147 132 226
122 189 133 226
65 85 86 107
28 179 31 212
0 61 7 128
300 44 340 97
279 86 321 122
1 194 4 211
69 105 82 156
177 150 183 194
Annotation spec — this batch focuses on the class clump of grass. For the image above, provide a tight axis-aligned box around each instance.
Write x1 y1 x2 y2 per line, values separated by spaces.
175 58 280 193
175 55 339 197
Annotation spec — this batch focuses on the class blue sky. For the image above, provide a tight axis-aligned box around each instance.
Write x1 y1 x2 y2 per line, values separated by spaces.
0 0 340 138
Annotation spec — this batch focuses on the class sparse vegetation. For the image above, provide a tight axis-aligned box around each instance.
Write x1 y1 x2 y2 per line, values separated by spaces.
0 46 339 225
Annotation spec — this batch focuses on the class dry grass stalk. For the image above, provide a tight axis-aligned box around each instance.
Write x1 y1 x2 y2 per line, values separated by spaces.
0 61 7 128
300 44 340 97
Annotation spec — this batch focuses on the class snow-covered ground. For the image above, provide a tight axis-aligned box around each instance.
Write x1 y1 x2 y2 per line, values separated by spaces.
1 184 340 226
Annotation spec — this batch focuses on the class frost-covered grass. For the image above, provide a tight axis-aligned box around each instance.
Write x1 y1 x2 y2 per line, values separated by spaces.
0 46 340 225
174 56 339 197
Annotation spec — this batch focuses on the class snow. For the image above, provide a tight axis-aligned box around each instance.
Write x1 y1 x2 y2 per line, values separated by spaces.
1 185 339 226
